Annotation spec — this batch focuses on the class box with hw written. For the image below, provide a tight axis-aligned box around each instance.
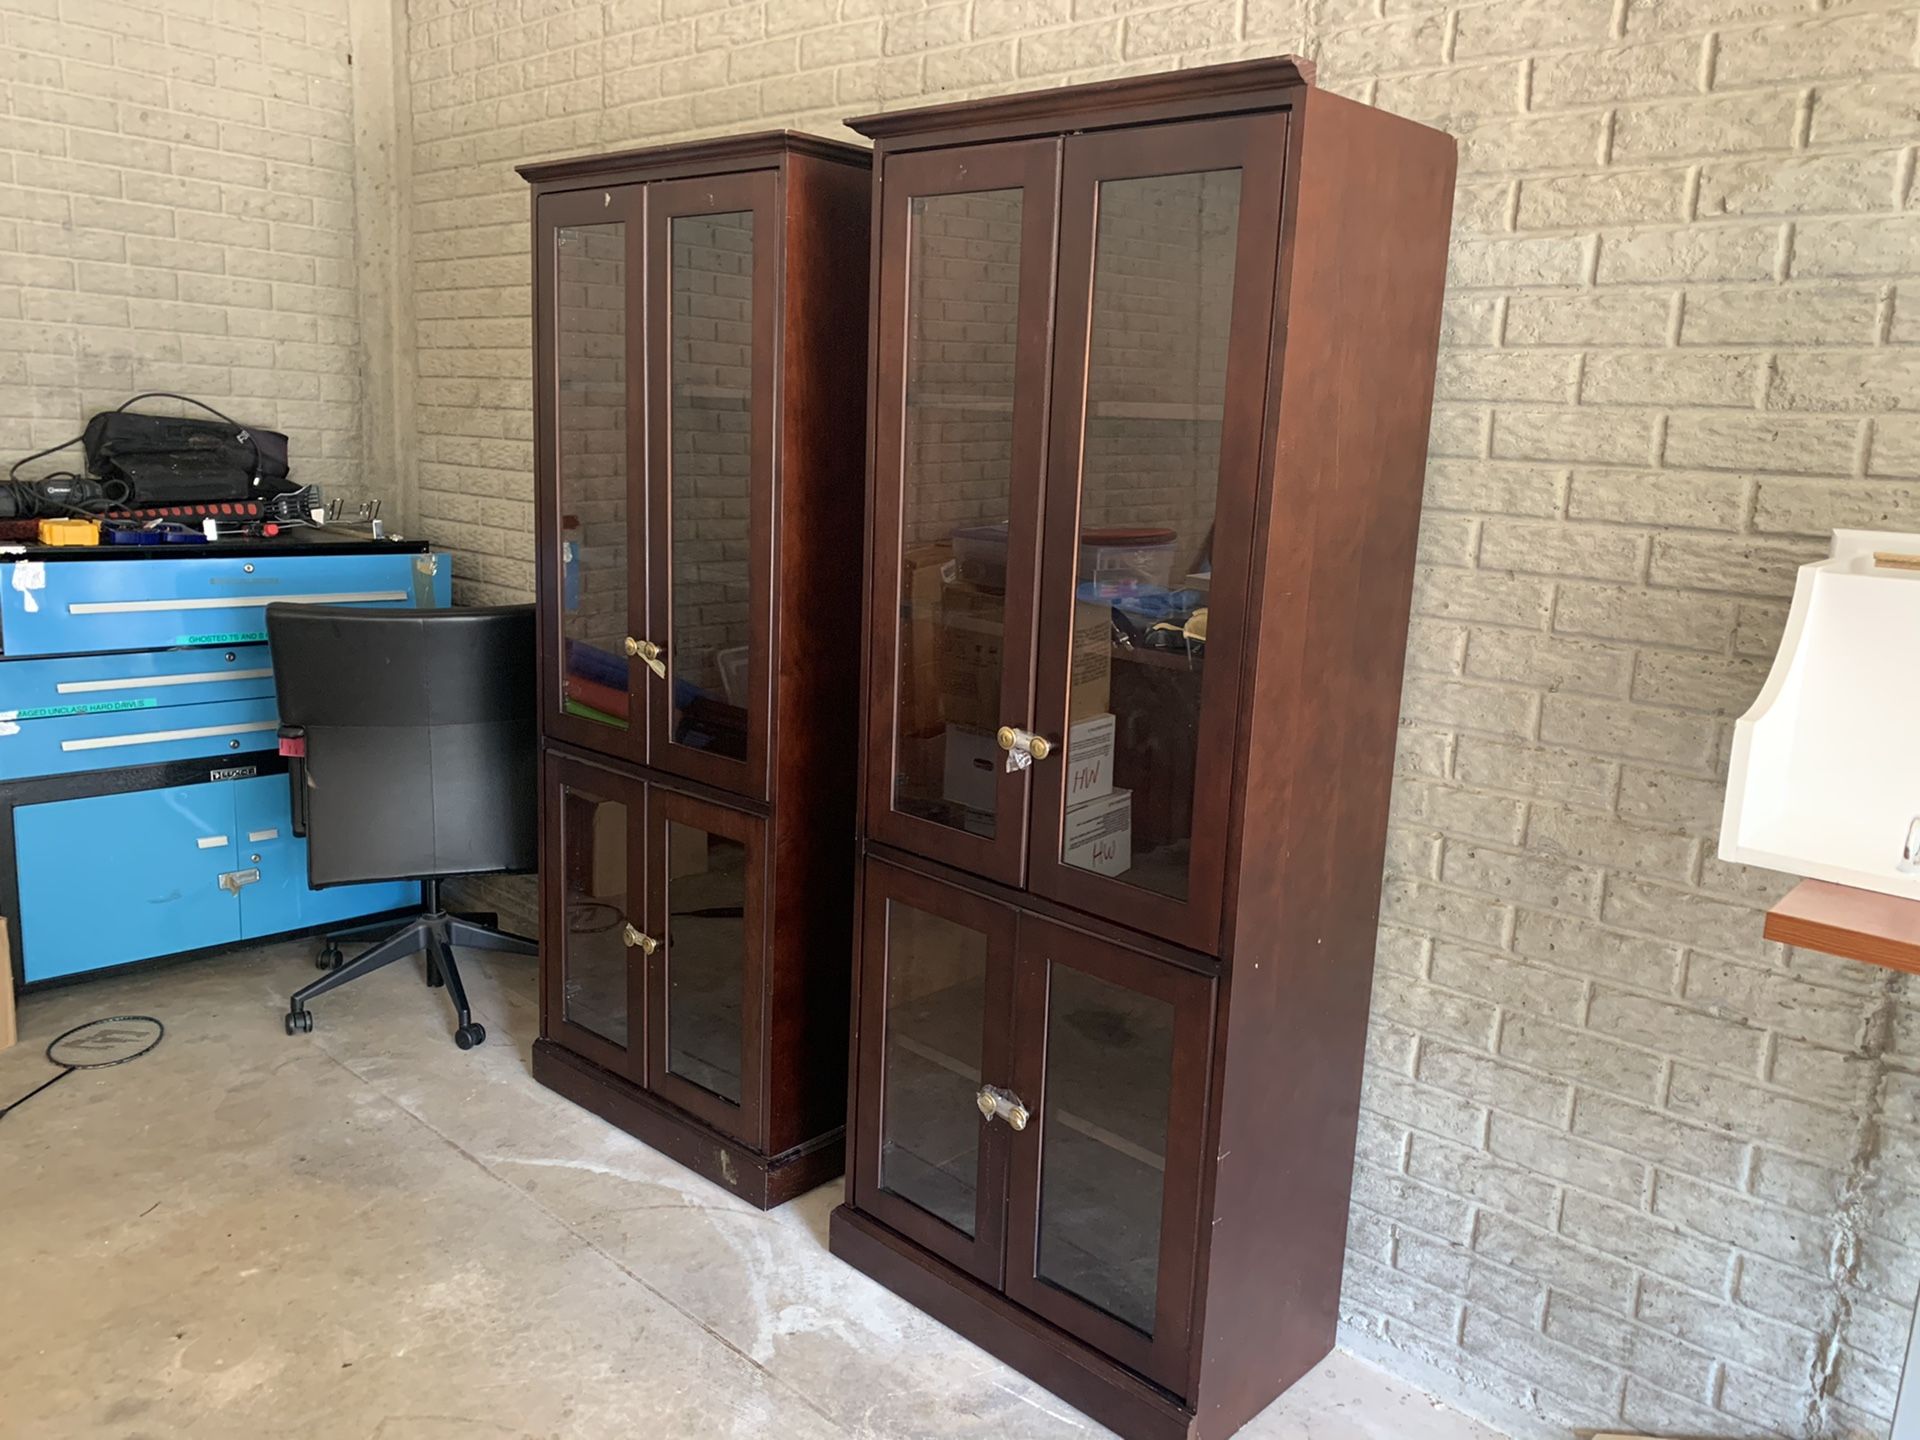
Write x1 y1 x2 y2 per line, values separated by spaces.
1063 712 1115 805
1063 786 1131 878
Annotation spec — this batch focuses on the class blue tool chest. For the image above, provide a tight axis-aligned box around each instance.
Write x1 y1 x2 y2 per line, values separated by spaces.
1 540 452 987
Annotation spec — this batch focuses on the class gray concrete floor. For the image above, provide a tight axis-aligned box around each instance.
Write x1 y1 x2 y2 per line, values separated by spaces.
0 938 1508 1440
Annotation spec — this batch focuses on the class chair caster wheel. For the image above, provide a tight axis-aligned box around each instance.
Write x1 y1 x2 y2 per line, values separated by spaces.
454 1023 485 1050
285 1009 314 1035
316 945 343 971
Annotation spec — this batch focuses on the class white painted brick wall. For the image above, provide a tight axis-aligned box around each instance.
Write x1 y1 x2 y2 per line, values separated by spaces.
405 2 1920 1437
5 0 1908 1434
0 0 370 504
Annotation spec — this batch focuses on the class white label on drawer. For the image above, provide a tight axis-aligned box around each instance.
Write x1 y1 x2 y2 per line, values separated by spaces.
246 828 279 842
0 719 17 736
196 835 231 850
11 560 45 613
57 668 273 694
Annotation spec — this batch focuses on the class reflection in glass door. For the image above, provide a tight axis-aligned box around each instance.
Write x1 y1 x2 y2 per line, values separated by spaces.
552 214 633 739
647 172 775 799
1062 168 1241 904
879 898 990 1234
667 208 755 764
647 787 763 1144
1030 116 1286 953
865 139 1059 889
662 818 747 1104
1033 963 1174 1335
1005 914 1212 1392
893 187 1026 841
546 762 640 1075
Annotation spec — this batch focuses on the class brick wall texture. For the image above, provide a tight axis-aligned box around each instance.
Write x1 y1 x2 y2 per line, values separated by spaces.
11 0 1920 1435
0 0 367 501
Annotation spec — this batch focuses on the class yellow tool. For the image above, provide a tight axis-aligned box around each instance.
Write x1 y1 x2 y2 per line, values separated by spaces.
36 518 101 546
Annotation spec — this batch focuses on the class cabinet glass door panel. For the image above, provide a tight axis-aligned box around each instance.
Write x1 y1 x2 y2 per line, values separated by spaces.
537 187 643 763
1005 915 1213 1394
646 786 764 1145
863 140 1060 889
541 754 643 1077
852 860 1014 1284
646 173 776 800
1029 117 1288 952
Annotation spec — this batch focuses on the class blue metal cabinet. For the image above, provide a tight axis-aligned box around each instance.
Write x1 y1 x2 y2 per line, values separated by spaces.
1 540 450 988
231 775 416 939
13 782 242 982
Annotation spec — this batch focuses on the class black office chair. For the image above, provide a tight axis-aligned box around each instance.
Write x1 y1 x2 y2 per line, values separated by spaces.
267 603 538 1049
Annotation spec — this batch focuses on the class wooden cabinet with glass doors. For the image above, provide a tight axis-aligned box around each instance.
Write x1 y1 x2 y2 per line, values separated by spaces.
521 133 869 1208
832 61 1458 1438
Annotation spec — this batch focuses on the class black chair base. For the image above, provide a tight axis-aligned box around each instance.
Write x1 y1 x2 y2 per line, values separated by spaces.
285 883 536 1049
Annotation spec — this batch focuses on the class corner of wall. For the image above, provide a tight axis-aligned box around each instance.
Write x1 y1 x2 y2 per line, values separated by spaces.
347 0 417 534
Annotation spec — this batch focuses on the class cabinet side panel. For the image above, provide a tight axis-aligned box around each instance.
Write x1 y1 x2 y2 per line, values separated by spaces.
766 152 873 1157
1196 91 1456 1436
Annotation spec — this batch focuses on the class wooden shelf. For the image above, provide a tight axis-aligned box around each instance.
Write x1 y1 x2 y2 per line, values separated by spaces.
1763 879 1920 977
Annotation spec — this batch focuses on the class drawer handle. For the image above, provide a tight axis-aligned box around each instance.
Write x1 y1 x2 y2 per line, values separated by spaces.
57 668 272 694
976 1084 1029 1131
67 590 408 615
621 923 659 955
196 835 231 850
247 828 279 843
60 720 278 753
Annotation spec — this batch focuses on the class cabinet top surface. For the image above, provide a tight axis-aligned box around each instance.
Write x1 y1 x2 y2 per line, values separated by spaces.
517 128 871 187
846 54 1315 144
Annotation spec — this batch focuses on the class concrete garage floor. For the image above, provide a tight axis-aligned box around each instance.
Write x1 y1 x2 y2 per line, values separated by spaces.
0 939 1507 1440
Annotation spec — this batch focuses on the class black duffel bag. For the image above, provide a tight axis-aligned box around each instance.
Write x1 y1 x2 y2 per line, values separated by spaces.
82 396 293 506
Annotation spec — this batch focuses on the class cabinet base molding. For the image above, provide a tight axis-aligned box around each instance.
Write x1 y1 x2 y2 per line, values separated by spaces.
532 1039 843 1209
832 1204 1236 1440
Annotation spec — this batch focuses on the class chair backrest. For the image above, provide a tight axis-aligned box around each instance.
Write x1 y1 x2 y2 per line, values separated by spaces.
266 603 537 887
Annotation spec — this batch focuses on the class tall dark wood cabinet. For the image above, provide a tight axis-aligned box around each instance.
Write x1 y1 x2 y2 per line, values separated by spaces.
830 60 1457 1438
519 133 869 1208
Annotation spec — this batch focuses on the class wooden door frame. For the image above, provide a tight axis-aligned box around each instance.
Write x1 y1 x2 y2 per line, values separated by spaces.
643 168 780 802
539 748 647 1080
861 139 1062 890
1024 114 1289 955
533 184 648 766
850 857 1017 1286
644 782 768 1147
1003 913 1215 1397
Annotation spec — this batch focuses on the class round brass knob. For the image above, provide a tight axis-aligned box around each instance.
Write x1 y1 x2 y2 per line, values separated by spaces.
1026 735 1051 762
621 923 659 955
996 725 1017 752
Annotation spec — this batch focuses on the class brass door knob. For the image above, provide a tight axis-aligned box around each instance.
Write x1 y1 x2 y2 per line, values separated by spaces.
975 1084 1029 1131
621 923 659 955
623 636 666 678
995 726 1052 762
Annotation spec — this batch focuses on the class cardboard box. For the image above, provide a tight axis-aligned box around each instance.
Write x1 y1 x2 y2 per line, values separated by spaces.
1063 786 1131 878
1069 599 1111 721
941 725 1000 816
900 542 953 739
938 581 1007 734
1062 712 1116 805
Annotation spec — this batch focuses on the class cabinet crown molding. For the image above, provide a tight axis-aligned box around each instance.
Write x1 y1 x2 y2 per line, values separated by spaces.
846 55 1316 146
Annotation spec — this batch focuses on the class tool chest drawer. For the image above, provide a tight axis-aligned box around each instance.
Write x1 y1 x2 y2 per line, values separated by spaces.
0 696 280 782
11 774 419 983
0 645 275 719
0 550 443 657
